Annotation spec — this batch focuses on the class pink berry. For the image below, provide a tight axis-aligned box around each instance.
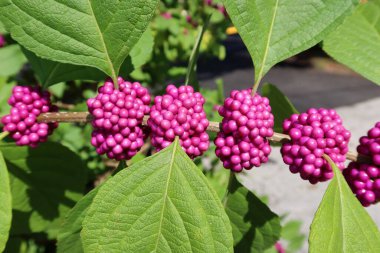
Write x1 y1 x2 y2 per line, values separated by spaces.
1 85 58 146
148 85 210 158
343 162 380 207
215 89 274 172
0 35 5 48
357 122 380 166
281 108 351 184
88 78 150 160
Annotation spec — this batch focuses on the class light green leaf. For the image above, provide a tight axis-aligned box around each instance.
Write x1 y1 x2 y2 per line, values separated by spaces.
323 0 380 85
23 28 154 88
0 151 12 252
0 142 87 236
261 83 298 133
222 0 359 85
0 0 158 82
0 20 6 33
224 174 281 252
0 44 27 77
57 187 100 253
309 156 380 253
81 139 233 253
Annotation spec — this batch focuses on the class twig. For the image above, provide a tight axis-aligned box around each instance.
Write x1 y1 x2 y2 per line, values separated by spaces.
37 112 365 162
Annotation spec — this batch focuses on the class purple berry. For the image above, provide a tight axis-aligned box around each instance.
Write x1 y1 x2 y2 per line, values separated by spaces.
343 162 380 207
214 89 274 172
281 108 351 184
1 85 58 147
148 85 210 158
88 77 150 160
0 35 5 48
357 122 380 166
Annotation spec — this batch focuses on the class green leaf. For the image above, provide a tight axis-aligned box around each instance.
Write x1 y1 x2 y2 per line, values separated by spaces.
0 142 87 236
309 156 380 253
261 83 298 133
222 0 359 85
23 28 154 88
81 139 233 253
224 175 281 252
0 0 158 82
0 44 27 77
0 20 6 33
0 151 12 252
323 0 380 85
185 16 211 90
57 187 100 253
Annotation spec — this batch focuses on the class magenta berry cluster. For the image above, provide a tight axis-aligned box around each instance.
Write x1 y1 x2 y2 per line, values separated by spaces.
148 85 210 158
281 108 351 184
214 89 274 172
357 122 380 166
1 86 58 147
343 162 380 206
87 78 150 160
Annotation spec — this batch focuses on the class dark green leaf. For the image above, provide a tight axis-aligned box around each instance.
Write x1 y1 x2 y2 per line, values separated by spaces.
81 139 233 253
309 156 380 253
57 187 100 253
0 151 12 252
323 0 380 85
222 0 359 85
23 28 154 88
0 142 87 236
0 0 158 82
224 174 281 252
261 83 298 133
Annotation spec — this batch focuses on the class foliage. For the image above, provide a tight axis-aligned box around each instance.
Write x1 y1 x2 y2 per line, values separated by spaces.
323 0 380 85
309 156 380 252
0 0 379 252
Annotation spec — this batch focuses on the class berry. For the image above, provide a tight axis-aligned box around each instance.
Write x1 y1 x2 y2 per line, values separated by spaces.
1 85 58 147
357 122 380 166
87 77 150 160
0 35 5 48
214 89 274 172
343 162 380 207
281 108 351 184
148 85 210 158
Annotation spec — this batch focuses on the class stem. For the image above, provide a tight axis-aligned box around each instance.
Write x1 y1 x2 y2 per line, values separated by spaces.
185 15 211 89
251 80 261 96
36 112 366 163
0 131 9 141
222 171 235 207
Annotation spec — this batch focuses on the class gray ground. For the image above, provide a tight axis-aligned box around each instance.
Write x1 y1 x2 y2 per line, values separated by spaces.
199 39 380 252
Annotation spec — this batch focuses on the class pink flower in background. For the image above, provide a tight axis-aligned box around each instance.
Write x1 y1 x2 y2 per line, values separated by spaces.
161 12 172 19
0 35 5 48
275 242 286 253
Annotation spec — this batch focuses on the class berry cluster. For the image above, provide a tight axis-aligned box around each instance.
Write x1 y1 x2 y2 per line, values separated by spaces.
215 89 274 172
1 86 58 147
343 162 380 206
281 108 351 184
148 85 209 158
87 78 150 160
357 122 380 166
